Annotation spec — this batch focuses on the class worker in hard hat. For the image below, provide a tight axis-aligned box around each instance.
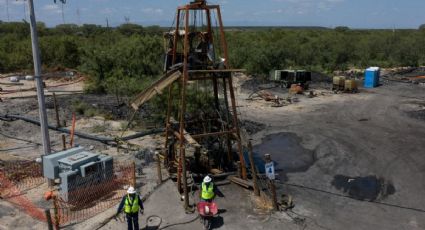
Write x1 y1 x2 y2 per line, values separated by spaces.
116 186 144 230
200 175 224 202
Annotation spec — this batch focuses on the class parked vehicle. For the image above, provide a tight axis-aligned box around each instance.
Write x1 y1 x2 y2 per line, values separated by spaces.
270 70 312 89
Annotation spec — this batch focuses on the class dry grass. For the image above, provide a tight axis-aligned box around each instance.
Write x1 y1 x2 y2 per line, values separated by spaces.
250 192 273 214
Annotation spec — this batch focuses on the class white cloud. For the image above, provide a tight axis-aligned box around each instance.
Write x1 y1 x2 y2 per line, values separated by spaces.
100 7 115 15
273 0 345 12
42 4 61 14
11 1 26 6
141 8 164 15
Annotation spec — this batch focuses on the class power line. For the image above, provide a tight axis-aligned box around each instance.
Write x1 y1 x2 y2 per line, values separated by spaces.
277 181 425 214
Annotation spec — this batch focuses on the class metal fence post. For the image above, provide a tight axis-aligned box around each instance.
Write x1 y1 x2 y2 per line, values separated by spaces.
45 209 53 230
52 195 60 229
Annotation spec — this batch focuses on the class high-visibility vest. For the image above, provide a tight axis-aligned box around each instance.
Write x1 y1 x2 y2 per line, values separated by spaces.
201 182 214 200
124 195 140 214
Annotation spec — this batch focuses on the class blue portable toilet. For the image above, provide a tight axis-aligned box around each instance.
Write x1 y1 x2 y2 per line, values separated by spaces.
364 67 380 88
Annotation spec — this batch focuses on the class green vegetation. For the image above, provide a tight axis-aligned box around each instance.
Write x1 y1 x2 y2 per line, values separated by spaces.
1 21 425 95
227 28 425 74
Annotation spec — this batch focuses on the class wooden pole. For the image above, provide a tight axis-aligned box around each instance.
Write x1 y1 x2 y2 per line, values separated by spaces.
61 134 66 151
156 152 163 184
69 113 76 148
236 161 242 178
265 154 279 211
45 209 53 230
248 141 260 197
52 93 60 128
52 195 60 230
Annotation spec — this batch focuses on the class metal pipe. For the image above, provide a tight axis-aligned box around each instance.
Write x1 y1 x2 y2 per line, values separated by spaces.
2 114 164 145
180 7 190 210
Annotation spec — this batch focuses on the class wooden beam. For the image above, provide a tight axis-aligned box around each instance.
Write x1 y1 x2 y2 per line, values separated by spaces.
131 70 182 110
229 176 254 189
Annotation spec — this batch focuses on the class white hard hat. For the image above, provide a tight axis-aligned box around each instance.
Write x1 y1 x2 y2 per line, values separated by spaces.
203 176 212 183
127 186 136 194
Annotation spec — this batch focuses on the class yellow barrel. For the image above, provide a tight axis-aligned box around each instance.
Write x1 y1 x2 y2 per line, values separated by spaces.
345 79 358 91
333 76 346 90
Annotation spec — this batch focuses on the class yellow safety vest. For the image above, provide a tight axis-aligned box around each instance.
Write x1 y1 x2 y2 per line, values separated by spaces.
201 182 214 200
124 195 139 214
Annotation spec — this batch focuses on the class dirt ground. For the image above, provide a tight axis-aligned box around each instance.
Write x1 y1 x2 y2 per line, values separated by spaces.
1 69 425 229
236 74 425 230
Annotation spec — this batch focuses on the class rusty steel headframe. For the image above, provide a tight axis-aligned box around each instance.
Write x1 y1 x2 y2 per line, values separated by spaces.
163 0 247 209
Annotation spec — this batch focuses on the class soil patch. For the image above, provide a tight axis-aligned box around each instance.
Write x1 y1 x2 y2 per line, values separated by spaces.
253 132 315 176
331 175 395 201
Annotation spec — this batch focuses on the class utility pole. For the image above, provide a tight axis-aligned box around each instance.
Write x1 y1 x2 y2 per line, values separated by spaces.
28 0 52 169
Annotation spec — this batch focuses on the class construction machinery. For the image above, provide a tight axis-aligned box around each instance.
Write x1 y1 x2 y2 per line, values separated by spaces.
270 70 312 89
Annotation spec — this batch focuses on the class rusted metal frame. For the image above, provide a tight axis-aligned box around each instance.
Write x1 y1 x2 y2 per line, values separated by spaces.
217 5 247 179
206 8 215 66
191 130 234 139
222 76 233 164
171 8 181 193
164 83 174 162
216 6 229 67
171 9 181 65
179 7 190 210
213 76 219 110
178 5 219 10
173 130 201 148
227 75 246 179
248 141 260 196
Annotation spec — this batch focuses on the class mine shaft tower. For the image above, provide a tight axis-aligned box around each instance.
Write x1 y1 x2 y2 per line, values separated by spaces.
164 0 246 208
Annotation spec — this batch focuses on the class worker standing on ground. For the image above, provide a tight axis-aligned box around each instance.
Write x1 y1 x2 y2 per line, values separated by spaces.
200 175 224 202
116 186 144 230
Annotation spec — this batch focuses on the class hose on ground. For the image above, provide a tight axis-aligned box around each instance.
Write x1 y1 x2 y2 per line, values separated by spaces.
146 214 199 230
0 114 164 145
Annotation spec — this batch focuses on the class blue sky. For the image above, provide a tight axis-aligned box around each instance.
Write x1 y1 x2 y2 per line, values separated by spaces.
0 0 424 28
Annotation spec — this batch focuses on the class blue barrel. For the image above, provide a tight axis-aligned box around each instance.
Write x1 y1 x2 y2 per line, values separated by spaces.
364 67 380 88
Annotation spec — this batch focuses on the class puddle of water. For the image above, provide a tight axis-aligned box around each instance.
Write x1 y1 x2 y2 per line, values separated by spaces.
251 132 315 175
331 175 395 201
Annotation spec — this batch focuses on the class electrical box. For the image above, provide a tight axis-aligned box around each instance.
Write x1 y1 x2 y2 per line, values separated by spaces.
42 147 114 202
42 147 85 180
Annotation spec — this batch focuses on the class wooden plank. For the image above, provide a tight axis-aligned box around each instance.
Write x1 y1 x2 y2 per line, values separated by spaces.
131 70 182 110
229 176 253 189
210 168 223 175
